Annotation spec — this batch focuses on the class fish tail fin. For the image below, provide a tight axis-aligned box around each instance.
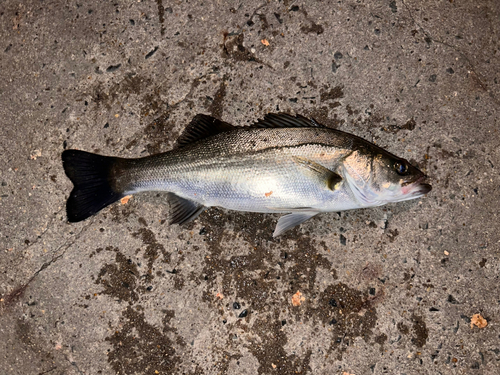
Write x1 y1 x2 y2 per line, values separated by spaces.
62 150 124 222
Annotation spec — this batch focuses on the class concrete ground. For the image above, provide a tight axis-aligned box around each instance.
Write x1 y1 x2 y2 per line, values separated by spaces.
1 0 499 374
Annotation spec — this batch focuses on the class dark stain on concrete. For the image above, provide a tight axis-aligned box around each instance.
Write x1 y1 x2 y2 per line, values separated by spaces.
155 0 165 36
248 314 312 374
106 306 182 374
140 90 169 119
16 318 56 371
303 106 344 128
208 80 226 119
108 201 136 223
300 22 324 35
312 283 378 357
386 228 399 243
375 333 388 352
92 75 152 111
383 118 417 133
142 113 177 154
1 283 29 310
397 321 410 335
95 247 140 304
258 14 269 30
132 228 171 282
411 313 429 348
296 7 325 35
194 209 378 363
403 118 416 130
221 33 265 65
94 245 183 373
320 86 344 102
196 210 279 310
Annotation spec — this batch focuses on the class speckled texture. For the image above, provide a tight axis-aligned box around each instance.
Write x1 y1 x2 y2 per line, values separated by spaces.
1 1 499 374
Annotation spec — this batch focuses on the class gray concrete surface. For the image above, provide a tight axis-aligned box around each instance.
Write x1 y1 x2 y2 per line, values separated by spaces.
1 0 499 374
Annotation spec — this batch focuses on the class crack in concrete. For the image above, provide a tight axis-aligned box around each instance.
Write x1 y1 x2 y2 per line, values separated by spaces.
64 353 84 375
38 367 57 374
34 219 95 279
0 220 93 313
401 0 499 106
11 207 65 269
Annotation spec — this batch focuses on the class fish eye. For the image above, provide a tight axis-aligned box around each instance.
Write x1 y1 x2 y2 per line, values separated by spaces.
394 161 408 175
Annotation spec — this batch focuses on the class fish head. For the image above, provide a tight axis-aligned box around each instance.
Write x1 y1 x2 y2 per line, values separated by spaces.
343 148 432 206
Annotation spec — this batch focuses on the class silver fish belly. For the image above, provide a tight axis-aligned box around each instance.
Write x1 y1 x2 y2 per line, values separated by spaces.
62 113 431 236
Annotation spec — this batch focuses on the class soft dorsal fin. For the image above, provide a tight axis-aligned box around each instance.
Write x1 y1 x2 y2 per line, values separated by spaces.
252 113 325 129
175 114 235 148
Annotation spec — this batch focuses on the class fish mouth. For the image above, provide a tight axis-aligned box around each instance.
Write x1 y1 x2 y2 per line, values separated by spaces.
409 176 432 195
417 182 432 194
401 175 432 198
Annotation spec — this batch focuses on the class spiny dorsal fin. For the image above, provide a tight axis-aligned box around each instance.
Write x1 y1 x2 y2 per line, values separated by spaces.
252 113 325 129
175 114 235 148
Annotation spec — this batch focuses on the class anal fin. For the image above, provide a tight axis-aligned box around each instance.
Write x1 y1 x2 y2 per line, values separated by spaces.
167 193 205 225
273 211 318 237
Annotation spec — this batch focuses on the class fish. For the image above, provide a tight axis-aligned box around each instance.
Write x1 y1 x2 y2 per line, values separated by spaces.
62 113 431 237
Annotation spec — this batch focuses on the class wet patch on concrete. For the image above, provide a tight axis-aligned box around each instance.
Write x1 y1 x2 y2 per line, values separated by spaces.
0 283 30 310
142 113 177 154
15 318 57 373
91 74 153 111
108 201 137 224
221 33 265 66
303 106 344 128
382 118 417 134
375 333 388 352
248 315 312 374
155 0 166 36
95 247 140 304
411 313 429 348
300 22 324 35
195 210 279 309
207 80 226 119
311 283 379 358
319 86 344 103
94 245 184 373
194 209 379 364
396 313 429 349
132 228 171 282
106 306 183 374
295 6 325 35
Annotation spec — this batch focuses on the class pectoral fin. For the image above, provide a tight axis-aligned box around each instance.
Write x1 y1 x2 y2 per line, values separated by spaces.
273 211 318 237
292 156 342 190
167 193 205 225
